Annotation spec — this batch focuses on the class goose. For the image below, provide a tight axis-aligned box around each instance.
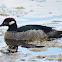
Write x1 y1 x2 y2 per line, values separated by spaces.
0 18 62 53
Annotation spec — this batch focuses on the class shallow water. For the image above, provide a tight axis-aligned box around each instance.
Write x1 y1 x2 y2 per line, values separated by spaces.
0 0 62 62
0 36 62 62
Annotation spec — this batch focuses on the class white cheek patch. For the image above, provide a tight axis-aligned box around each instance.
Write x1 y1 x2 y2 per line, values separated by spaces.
9 21 15 25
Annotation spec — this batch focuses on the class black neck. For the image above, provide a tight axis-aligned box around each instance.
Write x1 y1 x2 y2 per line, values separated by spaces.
7 23 17 31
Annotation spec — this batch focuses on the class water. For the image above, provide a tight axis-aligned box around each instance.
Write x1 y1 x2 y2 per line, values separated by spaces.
0 0 62 62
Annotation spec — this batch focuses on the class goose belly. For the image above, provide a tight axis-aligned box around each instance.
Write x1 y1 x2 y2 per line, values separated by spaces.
5 30 47 40
5 31 17 40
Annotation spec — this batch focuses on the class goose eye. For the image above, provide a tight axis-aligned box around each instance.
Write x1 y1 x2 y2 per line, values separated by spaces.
4 22 8 24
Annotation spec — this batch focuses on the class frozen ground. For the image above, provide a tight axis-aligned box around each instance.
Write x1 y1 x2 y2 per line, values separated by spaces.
0 0 62 62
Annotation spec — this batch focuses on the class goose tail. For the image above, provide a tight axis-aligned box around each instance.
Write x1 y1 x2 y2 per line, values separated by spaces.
57 31 62 38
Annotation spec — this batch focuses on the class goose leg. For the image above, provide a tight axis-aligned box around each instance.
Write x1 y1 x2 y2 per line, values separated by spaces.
7 46 18 53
